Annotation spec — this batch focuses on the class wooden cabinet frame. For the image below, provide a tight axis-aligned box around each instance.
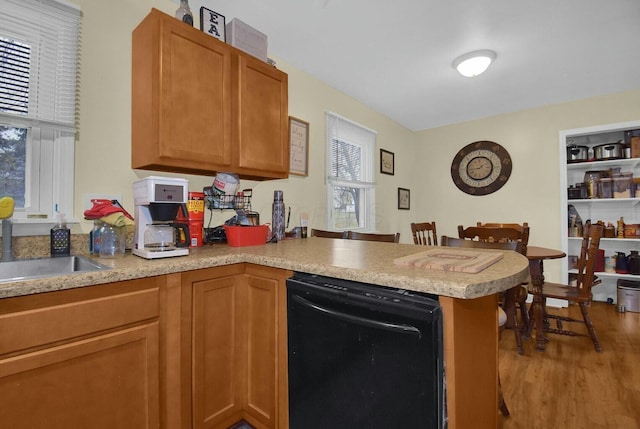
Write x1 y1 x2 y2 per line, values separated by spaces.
170 264 291 429
0 278 162 428
1 264 501 429
132 8 289 180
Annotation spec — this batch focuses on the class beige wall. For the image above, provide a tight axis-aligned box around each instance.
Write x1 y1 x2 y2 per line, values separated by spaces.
73 0 639 273
414 90 640 280
73 0 415 239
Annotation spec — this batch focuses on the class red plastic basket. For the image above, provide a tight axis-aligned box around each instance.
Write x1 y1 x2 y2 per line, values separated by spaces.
224 225 269 247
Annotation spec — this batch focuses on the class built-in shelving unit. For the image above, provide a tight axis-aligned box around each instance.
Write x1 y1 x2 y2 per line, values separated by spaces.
560 120 640 304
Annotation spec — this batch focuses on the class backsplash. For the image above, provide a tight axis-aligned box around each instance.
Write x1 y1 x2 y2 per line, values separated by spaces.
0 232 134 259
0 235 91 259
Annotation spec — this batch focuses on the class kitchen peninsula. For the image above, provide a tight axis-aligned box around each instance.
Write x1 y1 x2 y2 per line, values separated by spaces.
0 238 529 429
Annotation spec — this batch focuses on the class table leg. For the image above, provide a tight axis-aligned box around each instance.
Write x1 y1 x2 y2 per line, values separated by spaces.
528 260 547 352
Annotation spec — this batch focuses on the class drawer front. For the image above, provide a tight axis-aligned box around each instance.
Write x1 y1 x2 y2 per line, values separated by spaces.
0 279 160 355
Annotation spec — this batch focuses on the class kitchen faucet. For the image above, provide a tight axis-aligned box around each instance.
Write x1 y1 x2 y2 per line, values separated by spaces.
0 197 15 262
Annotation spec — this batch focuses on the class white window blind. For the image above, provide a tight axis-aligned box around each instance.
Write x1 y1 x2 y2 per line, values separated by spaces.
326 112 376 231
0 0 80 127
0 0 80 225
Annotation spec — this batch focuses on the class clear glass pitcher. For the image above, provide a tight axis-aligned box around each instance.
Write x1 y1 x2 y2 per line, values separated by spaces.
99 224 126 258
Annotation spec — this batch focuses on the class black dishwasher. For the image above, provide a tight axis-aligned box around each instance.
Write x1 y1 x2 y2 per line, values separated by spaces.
287 272 446 429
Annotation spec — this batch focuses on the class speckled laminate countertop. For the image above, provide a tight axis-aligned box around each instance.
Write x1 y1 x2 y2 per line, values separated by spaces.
0 237 530 300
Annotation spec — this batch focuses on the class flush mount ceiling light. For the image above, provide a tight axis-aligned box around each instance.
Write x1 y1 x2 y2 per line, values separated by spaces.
453 50 496 77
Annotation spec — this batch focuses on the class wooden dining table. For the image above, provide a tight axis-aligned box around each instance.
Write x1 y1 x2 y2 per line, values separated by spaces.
525 245 567 351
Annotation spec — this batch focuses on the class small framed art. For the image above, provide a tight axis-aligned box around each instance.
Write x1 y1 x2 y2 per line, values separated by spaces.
380 149 394 175
289 116 309 176
200 7 226 42
398 188 410 210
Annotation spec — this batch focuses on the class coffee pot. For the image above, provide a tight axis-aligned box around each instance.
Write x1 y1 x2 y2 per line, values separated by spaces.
144 222 189 251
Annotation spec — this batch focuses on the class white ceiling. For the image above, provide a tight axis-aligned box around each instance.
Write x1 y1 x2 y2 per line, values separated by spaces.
184 0 640 131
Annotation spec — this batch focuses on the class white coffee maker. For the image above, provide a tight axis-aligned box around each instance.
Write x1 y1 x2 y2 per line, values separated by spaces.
133 176 190 259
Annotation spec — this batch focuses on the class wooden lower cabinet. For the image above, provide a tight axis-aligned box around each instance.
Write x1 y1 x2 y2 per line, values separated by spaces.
243 265 290 429
0 278 162 429
0 265 499 429
181 264 290 429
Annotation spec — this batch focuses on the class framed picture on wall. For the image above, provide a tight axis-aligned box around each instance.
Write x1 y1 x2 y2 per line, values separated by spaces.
380 149 394 175
398 188 410 210
200 7 226 41
289 116 309 176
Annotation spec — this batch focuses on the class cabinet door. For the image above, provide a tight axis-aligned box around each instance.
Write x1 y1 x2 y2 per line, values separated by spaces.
234 54 289 179
0 278 161 429
186 265 290 429
0 323 159 429
243 265 291 429
242 272 278 427
191 273 244 428
132 9 232 173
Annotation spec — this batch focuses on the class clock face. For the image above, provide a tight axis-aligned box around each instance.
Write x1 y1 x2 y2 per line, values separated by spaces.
451 141 512 195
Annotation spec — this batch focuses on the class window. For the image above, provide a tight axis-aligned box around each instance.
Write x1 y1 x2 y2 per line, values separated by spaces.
326 112 376 231
0 0 80 225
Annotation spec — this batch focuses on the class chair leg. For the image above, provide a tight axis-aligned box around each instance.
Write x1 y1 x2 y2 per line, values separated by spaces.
579 302 602 352
513 321 524 355
518 286 530 329
503 288 524 354
498 374 510 417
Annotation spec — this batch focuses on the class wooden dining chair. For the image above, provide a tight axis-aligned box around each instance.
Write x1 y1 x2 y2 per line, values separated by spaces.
310 229 348 239
475 222 530 254
440 235 522 416
475 222 531 321
530 221 604 352
459 224 529 252
346 231 400 243
410 222 438 246
459 223 531 351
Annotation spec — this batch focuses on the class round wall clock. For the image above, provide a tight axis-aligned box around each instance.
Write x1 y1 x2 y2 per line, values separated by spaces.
450 140 512 196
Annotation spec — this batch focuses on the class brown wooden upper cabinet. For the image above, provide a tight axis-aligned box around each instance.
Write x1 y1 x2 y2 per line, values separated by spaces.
132 8 289 180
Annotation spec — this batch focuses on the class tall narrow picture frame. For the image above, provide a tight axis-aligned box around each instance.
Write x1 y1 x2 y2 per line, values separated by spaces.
200 7 226 41
398 188 410 210
380 149 394 175
289 116 309 176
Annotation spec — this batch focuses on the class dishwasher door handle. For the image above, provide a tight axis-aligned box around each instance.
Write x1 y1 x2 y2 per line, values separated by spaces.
291 294 422 338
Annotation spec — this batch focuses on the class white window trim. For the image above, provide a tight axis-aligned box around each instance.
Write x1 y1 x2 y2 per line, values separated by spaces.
0 0 80 235
325 111 376 232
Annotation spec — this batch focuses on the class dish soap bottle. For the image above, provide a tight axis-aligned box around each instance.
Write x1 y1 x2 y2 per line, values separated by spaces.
51 213 71 257
175 0 193 26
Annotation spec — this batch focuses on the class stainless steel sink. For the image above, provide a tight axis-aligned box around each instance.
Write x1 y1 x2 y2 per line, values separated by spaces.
0 255 111 284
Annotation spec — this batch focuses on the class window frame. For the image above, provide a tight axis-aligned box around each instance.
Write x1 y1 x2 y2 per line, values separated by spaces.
325 111 376 232
0 0 80 232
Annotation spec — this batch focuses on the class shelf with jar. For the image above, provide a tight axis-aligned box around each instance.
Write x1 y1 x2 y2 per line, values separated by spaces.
566 158 640 172
568 270 640 280
568 236 640 243
567 197 640 207
561 121 640 304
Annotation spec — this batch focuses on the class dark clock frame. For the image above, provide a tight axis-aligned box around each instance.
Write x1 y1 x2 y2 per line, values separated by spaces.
450 140 512 196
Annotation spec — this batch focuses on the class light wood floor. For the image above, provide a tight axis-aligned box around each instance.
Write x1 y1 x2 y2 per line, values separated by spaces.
499 302 640 429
